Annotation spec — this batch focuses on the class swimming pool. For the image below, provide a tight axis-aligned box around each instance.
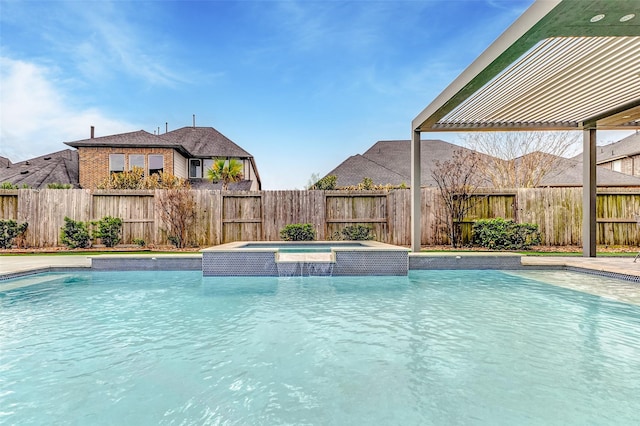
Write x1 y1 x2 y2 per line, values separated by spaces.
1 270 639 424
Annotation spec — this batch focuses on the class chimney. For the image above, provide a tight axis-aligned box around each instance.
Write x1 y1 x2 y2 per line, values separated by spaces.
193 114 196 128
165 122 168 133
90 126 95 139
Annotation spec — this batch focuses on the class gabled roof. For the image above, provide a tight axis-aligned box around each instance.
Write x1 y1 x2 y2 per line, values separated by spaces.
537 155 640 186
162 127 252 158
324 139 491 187
64 130 190 156
64 127 255 160
0 149 79 189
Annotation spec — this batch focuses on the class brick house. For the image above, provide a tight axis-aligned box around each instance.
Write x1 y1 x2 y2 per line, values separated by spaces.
591 132 640 176
64 126 261 190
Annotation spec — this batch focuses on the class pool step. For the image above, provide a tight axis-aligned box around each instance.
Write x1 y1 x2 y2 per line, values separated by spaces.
0 274 73 292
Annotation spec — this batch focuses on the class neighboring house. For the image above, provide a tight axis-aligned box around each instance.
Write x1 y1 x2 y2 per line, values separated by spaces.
536 155 640 187
586 132 640 176
0 150 79 189
63 125 261 190
323 139 640 188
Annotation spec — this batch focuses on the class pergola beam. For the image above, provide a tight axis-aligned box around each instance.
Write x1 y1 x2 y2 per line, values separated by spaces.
583 128 597 257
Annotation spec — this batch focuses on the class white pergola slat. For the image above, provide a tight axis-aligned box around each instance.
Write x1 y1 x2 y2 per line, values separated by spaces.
411 0 640 256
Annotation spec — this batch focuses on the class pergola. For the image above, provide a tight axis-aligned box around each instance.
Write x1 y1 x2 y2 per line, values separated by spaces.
411 0 640 256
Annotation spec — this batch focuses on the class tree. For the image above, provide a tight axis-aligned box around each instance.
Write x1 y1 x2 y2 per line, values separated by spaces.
156 184 197 248
207 158 244 190
464 131 580 188
431 149 483 248
306 173 321 190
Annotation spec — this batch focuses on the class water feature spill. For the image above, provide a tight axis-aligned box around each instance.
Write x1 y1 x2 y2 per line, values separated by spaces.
276 261 335 277
276 252 335 277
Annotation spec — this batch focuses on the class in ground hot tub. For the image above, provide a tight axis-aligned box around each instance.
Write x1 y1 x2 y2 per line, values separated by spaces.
201 241 409 276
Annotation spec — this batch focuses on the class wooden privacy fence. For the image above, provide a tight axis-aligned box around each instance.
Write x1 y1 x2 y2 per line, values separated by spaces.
2 188 640 247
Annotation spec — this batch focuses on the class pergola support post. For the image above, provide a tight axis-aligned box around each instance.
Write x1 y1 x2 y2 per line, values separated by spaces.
582 128 597 257
411 129 421 252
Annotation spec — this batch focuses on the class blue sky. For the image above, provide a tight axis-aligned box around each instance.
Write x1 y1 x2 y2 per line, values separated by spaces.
4 0 623 189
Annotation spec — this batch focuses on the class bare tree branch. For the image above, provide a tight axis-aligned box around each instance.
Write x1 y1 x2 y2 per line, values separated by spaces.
431 149 483 247
464 131 580 188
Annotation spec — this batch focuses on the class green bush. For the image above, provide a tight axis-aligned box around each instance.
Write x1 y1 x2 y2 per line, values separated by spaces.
310 175 337 190
91 216 122 247
280 223 316 241
60 217 91 249
133 238 146 247
340 224 374 240
472 218 541 250
46 183 73 189
0 220 28 249
360 177 374 190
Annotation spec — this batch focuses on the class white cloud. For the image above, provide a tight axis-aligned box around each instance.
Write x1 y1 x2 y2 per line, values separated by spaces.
0 57 137 162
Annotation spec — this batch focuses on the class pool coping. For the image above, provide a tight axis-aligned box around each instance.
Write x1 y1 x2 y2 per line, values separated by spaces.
2 251 640 283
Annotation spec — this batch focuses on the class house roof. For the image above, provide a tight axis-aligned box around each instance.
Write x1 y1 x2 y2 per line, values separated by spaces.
412 0 640 134
537 155 640 186
324 139 490 187
64 130 190 156
324 154 409 188
162 127 252 158
593 131 640 163
64 127 255 160
0 149 79 189
0 156 11 168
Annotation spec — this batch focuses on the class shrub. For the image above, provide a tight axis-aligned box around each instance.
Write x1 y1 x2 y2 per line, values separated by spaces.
91 216 122 247
46 183 73 189
310 175 337 190
472 218 541 250
0 220 28 249
360 177 374 190
280 223 316 241
97 167 188 190
60 217 91 249
133 238 146 247
1 182 18 189
340 224 374 240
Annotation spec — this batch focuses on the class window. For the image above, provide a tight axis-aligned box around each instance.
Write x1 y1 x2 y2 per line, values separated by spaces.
129 154 145 171
189 159 202 178
148 155 164 175
109 154 125 173
612 160 622 172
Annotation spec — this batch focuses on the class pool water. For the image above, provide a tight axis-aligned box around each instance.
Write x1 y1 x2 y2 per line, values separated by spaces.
1 270 639 425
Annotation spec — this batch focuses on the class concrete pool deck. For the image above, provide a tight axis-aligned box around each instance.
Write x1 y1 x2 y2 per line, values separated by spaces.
2 252 640 281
